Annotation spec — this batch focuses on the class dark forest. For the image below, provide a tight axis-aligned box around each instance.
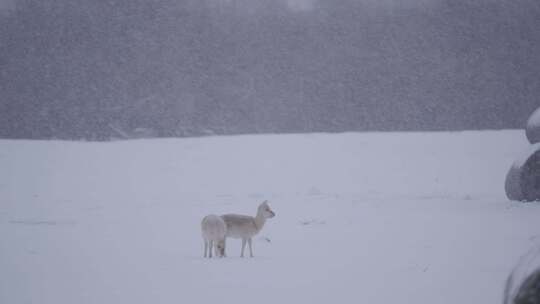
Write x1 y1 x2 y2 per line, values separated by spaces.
1 0 539 140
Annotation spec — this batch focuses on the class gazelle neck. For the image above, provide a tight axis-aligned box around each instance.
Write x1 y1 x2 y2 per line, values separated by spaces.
254 211 266 232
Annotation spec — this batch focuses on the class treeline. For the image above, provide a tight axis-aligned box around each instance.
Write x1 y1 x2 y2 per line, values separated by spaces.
0 0 539 140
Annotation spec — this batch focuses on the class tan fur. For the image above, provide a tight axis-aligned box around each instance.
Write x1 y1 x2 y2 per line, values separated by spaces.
220 201 275 257
201 214 227 258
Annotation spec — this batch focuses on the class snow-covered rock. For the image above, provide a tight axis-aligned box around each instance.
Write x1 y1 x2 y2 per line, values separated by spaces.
505 143 540 201
526 107 540 144
504 246 540 304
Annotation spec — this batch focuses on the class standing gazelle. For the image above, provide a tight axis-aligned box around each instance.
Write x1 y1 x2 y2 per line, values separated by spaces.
201 215 227 258
221 201 275 257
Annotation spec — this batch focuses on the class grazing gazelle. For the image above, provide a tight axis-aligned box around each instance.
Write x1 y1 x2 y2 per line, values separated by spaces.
221 201 275 257
201 215 227 258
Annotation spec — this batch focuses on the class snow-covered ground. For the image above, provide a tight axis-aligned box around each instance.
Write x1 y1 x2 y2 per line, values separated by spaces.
1 130 539 304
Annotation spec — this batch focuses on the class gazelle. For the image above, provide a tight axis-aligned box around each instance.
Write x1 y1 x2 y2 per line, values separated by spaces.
221 201 275 257
201 214 227 258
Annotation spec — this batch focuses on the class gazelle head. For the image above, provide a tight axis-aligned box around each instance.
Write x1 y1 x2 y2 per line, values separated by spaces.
258 200 275 218
216 239 226 257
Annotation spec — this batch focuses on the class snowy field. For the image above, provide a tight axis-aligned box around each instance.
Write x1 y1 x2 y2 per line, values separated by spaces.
1 130 540 304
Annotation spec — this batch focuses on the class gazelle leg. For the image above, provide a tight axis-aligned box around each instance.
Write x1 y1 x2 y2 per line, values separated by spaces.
248 238 253 257
241 238 247 257
204 240 208 258
223 238 227 257
209 240 213 258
